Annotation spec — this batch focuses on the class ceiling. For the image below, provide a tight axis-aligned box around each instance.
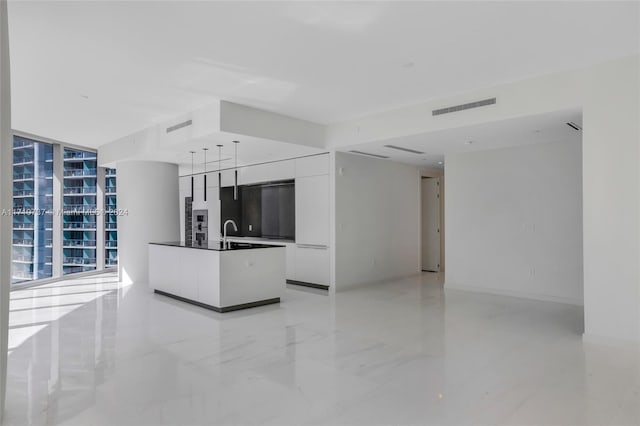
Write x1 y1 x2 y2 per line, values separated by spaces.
7 1 639 149
342 109 583 168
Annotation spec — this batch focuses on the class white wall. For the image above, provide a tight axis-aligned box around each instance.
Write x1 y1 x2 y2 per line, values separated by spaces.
0 0 11 417
334 152 421 290
580 58 639 343
117 161 180 284
445 139 583 305
328 55 640 342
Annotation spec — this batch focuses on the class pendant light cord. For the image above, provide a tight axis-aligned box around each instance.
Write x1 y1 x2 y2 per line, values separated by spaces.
203 148 207 173
233 140 239 201
217 145 223 201
203 148 209 202
189 151 195 200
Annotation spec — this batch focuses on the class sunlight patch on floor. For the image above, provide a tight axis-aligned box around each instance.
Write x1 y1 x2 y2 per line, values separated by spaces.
7 272 122 352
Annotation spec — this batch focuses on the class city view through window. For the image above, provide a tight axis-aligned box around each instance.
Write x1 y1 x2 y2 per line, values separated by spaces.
11 135 118 284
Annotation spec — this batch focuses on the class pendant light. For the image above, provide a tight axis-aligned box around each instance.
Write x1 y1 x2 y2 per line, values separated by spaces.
189 151 195 200
217 144 223 201
233 140 239 200
202 147 209 202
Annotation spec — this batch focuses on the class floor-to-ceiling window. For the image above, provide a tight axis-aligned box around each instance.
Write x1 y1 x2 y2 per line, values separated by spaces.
105 168 118 268
11 136 53 284
62 147 98 275
10 134 117 285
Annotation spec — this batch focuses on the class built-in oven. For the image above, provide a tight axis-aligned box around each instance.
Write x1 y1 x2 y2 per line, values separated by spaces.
192 209 208 246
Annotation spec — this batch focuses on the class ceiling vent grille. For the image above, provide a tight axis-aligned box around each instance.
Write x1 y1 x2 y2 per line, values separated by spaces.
166 119 193 134
566 122 582 131
432 98 496 116
384 144 425 154
349 150 389 159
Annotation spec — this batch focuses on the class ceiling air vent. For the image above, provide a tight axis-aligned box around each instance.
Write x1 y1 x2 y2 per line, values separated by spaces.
349 150 389 159
166 119 193 134
384 144 425 154
432 98 496 116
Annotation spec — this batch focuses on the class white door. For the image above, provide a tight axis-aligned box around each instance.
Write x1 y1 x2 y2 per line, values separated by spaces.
421 178 440 272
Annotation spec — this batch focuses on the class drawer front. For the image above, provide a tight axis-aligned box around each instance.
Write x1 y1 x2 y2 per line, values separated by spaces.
295 244 329 286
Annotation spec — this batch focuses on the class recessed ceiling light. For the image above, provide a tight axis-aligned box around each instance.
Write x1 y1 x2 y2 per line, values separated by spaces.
438 161 443 165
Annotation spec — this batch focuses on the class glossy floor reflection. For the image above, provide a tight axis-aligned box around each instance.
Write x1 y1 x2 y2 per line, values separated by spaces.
4 272 640 425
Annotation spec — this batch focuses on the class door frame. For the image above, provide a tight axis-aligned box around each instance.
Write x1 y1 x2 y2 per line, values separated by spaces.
420 174 444 273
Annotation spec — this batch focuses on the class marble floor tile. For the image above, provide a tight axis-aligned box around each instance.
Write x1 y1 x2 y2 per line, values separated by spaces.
3 272 639 425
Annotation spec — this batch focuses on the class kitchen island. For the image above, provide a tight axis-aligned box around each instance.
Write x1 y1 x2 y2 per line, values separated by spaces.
148 241 286 312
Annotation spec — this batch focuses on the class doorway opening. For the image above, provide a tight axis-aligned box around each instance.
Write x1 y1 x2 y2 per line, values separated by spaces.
421 176 443 273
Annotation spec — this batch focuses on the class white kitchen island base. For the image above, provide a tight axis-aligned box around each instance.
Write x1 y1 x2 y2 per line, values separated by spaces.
149 242 286 312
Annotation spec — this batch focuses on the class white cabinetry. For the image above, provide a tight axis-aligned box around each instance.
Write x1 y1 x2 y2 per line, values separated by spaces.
294 244 330 286
239 159 295 184
293 155 330 287
285 243 296 280
149 244 285 311
228 238 296 282
295 155 329 178
295 174 330 246
179 153 332 288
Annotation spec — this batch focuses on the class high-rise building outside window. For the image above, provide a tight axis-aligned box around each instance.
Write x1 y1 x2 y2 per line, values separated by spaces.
11 135 117 285
62 147 98 275
105 168 118 268
12 136 53 284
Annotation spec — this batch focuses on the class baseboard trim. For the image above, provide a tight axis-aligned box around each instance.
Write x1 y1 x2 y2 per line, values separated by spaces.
444 282 583 306
154 290 280 313
286 280 329 291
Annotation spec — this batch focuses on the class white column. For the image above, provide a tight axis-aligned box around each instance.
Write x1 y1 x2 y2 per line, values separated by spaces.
0 0 11 418
116 161 179 284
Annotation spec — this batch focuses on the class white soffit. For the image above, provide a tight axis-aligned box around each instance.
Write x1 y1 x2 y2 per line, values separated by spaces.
342 109 583 168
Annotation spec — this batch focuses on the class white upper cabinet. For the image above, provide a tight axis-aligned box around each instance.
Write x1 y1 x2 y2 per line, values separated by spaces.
295 154 329 178
220 169 235 187
239 159 295 185
295 174 330 246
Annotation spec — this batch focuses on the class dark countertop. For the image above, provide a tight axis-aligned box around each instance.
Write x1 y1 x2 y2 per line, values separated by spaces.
226 236 295 244
149 241 285 251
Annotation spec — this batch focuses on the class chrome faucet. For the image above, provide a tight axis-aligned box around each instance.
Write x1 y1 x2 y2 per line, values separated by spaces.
222 219 238 248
